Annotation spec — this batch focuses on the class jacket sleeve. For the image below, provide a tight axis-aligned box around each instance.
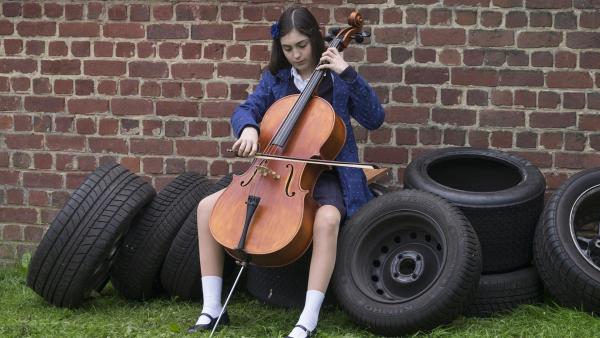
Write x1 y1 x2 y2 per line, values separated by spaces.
341 67 385 131
230 71 275 138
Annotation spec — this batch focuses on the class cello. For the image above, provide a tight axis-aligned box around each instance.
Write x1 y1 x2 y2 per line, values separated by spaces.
209 11 372 268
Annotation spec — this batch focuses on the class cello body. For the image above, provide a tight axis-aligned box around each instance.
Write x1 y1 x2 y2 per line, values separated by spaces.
210 94 346 267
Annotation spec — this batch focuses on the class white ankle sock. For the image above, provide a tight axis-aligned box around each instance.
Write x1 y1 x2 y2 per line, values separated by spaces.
195 276 223 325
288 290 325 338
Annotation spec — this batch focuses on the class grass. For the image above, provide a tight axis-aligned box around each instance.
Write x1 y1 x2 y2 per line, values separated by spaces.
2 265 600 338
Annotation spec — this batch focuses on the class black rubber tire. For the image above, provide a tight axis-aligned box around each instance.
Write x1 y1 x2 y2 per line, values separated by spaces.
26 163 155 307
246 248 312 308
534 168 600 311
160 174 233 301
404 147 545 273
245 182 390 308
110 172 212 300
465 266 542 317
332 189 481 336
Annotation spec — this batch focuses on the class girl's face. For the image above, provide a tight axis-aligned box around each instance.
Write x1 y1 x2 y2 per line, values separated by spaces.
280 29 314 76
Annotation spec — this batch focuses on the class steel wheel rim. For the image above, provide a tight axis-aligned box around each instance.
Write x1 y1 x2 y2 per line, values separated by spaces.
350 210 447 304
570 184 600 271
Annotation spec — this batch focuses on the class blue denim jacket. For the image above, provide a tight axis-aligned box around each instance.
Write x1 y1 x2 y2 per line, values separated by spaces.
231 67 385 218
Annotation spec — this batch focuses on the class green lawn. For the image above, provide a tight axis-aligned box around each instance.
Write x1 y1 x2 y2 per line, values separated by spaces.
2 264 600 338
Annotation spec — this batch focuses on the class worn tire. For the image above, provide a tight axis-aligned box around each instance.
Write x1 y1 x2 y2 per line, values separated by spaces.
404 147 545 273
160 175 233 301
111 173 211 300
534 168 600 311
332 189 481 336
465 266 542 317
26 163 155 307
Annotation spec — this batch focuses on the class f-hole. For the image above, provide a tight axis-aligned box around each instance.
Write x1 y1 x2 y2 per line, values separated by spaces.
285 164 295 197
241 168 258 187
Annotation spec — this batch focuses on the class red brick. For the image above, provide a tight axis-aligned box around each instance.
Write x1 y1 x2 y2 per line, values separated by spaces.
217 63 260 80
129 61 168 78
364 146 408 164
455 10 477 25
0 59 36 73
23 3 41 18
517 32 562 48
108 4 127 20
130 4 149 21
580 11 600 29
137 42 156 58
531 51 553 67
405 67 449 84
16 21 55 37
120 79 139 96
0 20 14 35
567 32 600 49
250 45 270 62
506 11 528 28
25 40 44 55
3 39 22 55
93 41 112 57
41 59 80 75
33 78 51 94
23 172 62 189
547 71 593 88
175 4 218 21
191 24 233 40
469 29 514 47
530 112 576 128
432 108 476 126
159 42 179 59
44 3 63 18
156 101 198 117
555 51 577 68
556 152 600 170
203 43 224 59
87 2 103 19
147 24 188 39
75 79 94 96
102 23 145 39
171 63 213 80
88 137 128 154
445 0 491 5
141 82 161 97
201 102 239 118
174 140 218 157
358 65 403 83
75 118 96 135
235 26 270 41
58 22 99 37
0 96 20 111
2 209 35 226
480 110 525 127
82 60 126 77
464 50 485 66
538 91 561 108
452 68 498 86
55 116 74 132
491 89 513 106
421 28 465 46
68 98 109 114
373 27 416 44
24 96 64 112
182 43 202 59
563 92 586 109
514 90 537 107
130 138 173 155
416 87 437 103
46 135 85 151
385 106 429 124
414 49 436 63
64 4 83 20
98 118 118 135
115 42 135 58
499 70 544 86
111 98 153 115
11 77 29 91
153 4 173 20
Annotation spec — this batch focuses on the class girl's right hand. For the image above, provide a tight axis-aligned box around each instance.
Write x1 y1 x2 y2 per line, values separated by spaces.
232 127 259 157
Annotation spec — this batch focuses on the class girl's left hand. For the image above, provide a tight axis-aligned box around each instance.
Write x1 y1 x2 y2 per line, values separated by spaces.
316 47 349 74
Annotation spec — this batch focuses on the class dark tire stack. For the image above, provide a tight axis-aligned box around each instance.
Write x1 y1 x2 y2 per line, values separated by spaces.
404 147 545 317
534 168 600 311
26 163 233 307
333 189 482 336
160 174 233 301
26 163 155 307
110 173 213 300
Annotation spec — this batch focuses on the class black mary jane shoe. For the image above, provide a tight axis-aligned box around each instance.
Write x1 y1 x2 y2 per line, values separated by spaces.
187 311 230 333
286 324 317 338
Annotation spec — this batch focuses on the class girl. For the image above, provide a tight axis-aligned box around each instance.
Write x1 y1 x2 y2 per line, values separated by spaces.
189 6 384 338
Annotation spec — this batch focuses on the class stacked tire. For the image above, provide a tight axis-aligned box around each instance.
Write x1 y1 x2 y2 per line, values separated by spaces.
534 168 600 312
26 163 233 307
404 148 545 317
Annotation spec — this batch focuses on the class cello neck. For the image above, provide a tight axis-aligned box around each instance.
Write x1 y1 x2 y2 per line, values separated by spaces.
270 37 344 148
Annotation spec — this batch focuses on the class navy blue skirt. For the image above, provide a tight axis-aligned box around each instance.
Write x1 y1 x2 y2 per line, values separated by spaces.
313 170 346 221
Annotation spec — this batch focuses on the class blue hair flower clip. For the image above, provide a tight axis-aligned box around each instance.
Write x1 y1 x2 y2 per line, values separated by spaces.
270 22 280 40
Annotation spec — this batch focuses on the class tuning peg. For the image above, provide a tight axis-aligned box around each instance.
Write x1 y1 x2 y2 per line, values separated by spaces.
353 31 371 44
328 27 340 36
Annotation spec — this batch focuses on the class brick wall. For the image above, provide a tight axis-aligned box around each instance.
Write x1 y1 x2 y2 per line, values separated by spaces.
1 0 599 265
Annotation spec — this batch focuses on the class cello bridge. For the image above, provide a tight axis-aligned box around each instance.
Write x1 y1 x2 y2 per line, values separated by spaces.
256 165 280 180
